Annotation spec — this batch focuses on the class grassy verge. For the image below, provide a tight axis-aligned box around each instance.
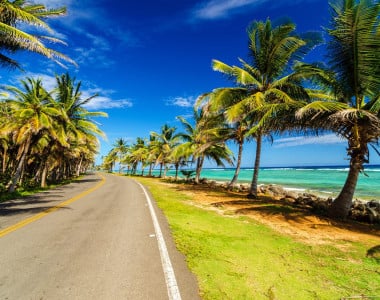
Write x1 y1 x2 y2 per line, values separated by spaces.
0 177 82 203
136 177 380 300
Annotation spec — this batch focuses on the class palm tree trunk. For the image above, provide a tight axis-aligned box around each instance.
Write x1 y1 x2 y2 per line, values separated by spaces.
228 140 244 189
2 148 7 174
174 163 179 181
159 163 163 177
148 163 153 176
328 157 362 219
195 156 204 184
41 162 48 188
8 136 32 192
248 133 262 198
76 155 83 177
163 164 168 178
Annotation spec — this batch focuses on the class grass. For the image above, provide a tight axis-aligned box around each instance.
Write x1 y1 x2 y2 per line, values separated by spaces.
136 177 380 300
0 177 82 203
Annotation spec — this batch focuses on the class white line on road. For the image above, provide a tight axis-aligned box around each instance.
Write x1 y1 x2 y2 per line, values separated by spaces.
135 181 182 300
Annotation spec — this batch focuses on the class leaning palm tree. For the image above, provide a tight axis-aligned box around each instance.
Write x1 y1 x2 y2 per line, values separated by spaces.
206 19 320 197
55 73 107 176
0 0 75 68
198 90 252 189
174 108 233 183
2 77 63 192
295 0 380 219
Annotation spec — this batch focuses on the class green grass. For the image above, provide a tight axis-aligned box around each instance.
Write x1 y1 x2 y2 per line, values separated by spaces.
0 177 82 203
137 177 380 300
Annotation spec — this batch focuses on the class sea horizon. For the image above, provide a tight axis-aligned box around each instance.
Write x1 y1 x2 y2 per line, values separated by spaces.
146 164 380 200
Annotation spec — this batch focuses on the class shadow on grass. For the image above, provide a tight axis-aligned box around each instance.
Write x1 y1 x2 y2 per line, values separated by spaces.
165 180 380 239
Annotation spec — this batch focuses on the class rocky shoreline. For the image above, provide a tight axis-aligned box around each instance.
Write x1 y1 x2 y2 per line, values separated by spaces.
199 179 380 224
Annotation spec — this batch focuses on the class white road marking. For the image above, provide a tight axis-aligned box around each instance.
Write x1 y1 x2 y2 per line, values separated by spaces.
135 181 182 300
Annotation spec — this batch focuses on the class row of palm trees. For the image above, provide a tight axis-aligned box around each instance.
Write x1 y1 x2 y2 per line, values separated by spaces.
0 1 98 193
102 111 233 183
0 74 107 192
104 0 380 219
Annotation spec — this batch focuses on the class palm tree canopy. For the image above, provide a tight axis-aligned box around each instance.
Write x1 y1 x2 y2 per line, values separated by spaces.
0 0 75 69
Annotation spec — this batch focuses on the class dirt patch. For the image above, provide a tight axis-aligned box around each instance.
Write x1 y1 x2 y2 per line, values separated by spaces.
158 180 380 247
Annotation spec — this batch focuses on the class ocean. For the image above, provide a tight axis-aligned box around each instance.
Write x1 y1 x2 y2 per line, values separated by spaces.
155 165 380 200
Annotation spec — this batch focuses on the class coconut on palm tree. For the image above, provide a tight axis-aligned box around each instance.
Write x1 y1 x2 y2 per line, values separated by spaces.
295 0 380 219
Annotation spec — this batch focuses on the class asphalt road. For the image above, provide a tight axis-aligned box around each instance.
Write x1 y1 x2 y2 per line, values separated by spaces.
0 173 200 300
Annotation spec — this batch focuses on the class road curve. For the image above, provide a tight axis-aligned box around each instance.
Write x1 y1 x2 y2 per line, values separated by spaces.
0 173 200 300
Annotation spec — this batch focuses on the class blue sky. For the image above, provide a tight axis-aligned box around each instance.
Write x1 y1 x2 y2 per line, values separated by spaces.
1 0 379 168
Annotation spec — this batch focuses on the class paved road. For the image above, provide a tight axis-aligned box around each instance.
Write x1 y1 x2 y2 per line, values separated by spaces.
0 173 200 300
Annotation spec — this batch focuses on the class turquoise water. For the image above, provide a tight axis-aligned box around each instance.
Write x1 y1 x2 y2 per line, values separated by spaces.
156 165 380 199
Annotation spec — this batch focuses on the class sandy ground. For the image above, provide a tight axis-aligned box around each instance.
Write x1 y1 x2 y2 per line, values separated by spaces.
157 180 380 247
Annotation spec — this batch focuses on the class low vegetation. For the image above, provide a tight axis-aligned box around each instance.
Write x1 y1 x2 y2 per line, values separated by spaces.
136 176 380 300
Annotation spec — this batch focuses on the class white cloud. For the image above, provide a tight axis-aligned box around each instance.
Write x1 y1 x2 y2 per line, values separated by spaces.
83 96 133 110
10 73 132 110
274 134 345 148
166 96 195 108
13 72 57 91
192 0 262 20
37 0 73 7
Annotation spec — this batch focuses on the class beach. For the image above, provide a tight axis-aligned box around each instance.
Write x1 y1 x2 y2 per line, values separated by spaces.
153 165 380 200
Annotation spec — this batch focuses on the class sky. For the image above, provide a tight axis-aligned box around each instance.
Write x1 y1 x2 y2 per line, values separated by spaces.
1 0 379 168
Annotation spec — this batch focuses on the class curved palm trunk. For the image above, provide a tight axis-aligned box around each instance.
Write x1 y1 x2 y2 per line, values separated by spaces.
8 136 32 192
248 133 262 198
148 163 153 176
159 163 163 177
194 156 204 184
328 156 362 219
174 163 179 181
228 140 244 189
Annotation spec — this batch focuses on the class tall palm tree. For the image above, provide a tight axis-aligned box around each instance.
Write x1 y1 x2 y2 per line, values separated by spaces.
0 0 75 68
207 19 319 197
295 0 380 219
3 77 62 191
55 73 107 177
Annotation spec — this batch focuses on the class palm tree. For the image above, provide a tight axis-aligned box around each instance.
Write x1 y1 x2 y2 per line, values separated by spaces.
3 77 62 191
207 19 319 197
112 138 129 173
150 124 180 178
55 73 107 177
128 138 149 175
175 108 233 183
0 0 75 68
295 0 380 219
198 90 252 189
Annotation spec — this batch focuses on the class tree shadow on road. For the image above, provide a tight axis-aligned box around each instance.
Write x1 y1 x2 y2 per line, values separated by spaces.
0 205 71 216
